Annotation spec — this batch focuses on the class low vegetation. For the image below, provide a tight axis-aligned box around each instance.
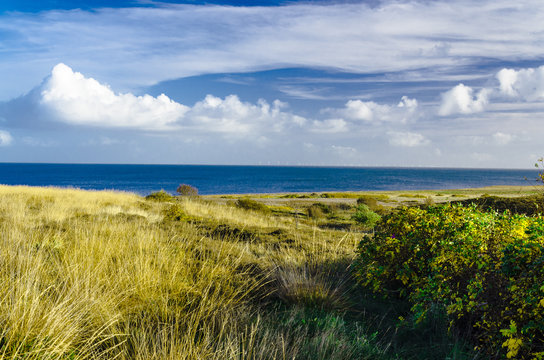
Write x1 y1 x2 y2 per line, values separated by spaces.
356 204 544 359
176 183 199 196
0 184 542 359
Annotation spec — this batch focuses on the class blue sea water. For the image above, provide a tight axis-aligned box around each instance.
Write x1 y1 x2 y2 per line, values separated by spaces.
0 163 540 196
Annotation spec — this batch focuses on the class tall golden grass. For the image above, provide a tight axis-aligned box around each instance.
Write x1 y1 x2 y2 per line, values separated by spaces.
0 186 362 359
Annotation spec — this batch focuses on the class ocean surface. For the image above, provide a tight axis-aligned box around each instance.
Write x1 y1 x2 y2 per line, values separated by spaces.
0 163 540 196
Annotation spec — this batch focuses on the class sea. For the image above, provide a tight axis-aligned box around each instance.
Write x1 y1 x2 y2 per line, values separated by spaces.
0 163 540 196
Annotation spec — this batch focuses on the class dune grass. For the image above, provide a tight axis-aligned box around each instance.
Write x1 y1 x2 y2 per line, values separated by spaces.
0 185 478 359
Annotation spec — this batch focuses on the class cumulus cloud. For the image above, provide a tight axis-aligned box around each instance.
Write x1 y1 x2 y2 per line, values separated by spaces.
496 66 544 101
433 64 544 119
388 131 429 147
438 84 489 116
343 100 390 122
310 119 348 133
397 96 418 110
438 65 544 117
1 64 308 137
0 130 13 146
185 95 305 136
325 96 418 125
40 63 188 130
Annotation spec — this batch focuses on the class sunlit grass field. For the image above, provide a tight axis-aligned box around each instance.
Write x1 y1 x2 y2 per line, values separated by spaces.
0 185 490 359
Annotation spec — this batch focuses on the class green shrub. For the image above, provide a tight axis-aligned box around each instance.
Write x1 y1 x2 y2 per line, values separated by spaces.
145 190 174 201
351 204 381 228
355 204 544 358
235 198 270 213
176 184 198 196
162 203 187 221
454 195 544 215
356 195 378 209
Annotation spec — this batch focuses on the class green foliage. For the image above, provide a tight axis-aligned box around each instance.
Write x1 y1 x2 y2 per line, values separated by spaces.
235 198 270 213
454 194 544 215
162 203 187 221
357 195 378 209
145 189 174 201
176 183 198 196
355 204 544 358
351 204 381 228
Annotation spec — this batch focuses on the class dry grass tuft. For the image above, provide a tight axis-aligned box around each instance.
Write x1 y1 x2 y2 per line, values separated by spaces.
0 185 365 359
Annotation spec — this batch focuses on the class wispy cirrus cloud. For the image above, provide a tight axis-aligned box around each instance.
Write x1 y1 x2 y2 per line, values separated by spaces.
1 0 544 99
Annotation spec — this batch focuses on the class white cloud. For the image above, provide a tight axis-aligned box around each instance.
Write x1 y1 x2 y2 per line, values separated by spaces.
41 63 188 130
492 132 513 145
397 96 418 110
388 131 429 147
326 96 418 124
2 1 544 99
438 65 544 116
496 66 544 101
2 64 308 137
343 100 390 122
438 84 489 116
330 145 358 158
0 130 13 146
311 118 348 133
185 95 305 136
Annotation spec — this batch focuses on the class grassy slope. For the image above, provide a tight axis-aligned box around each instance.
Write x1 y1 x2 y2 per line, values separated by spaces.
0 185 489 359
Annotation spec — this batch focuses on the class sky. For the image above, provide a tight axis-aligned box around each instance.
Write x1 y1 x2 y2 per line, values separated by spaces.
0 0 543 167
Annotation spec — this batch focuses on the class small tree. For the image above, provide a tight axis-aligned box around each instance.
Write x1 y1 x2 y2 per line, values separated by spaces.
176 184 198 197
352 204 381 229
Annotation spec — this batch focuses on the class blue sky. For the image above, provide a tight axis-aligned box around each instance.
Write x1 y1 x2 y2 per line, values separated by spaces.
0 0 543 167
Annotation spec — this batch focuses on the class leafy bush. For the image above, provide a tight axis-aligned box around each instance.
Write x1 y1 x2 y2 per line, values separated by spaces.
356 195 378 209
176 184 198 196
351 204 381 229
162 203 187 221
355 204 544 358
454 195 544 216
357 195 389 214
145 189 174 201
235 198 270 213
